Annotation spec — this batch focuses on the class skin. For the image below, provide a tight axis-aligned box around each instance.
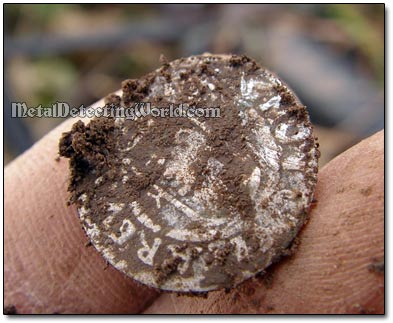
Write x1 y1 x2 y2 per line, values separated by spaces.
4 97 159 314
145 130 385 314
4 94 384 313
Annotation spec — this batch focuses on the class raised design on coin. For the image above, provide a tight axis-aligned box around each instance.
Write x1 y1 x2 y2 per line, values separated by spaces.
59 54 319 292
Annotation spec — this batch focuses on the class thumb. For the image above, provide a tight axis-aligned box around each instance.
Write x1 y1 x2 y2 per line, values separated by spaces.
4 96 160 314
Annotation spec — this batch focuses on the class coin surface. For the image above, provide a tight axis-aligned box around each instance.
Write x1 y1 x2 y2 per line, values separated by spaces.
59 54 319 292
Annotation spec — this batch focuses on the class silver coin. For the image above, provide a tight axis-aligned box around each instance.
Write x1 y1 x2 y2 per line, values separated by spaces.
60 54 319 293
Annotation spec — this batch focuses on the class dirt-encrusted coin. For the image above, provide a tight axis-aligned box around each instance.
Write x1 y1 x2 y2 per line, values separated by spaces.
59 54 319 292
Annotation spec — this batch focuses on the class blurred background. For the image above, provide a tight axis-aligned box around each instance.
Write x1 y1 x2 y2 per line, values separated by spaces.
4 4 384 166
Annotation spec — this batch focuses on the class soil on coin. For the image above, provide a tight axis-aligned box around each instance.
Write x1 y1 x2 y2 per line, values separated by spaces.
59 54 319 292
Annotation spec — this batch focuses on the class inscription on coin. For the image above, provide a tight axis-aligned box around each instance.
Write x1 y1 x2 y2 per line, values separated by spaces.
59 54 319 292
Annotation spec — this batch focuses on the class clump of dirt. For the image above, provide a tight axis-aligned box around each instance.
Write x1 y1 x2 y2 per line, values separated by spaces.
154 256 183 285
368 257 384 274
4 305 18 315
360 186 373 196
